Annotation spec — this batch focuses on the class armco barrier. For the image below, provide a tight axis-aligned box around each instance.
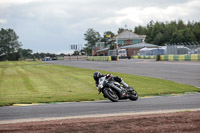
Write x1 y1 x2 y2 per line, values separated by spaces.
87 56 119 61
158 54 200 61
132 55 156 59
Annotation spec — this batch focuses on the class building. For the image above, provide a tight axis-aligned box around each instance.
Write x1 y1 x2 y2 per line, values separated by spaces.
92 42 105 56
93 29 158 57
120 42 159 57
112 29 146 48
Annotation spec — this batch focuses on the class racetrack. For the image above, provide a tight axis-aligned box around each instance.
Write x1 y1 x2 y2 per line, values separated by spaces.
0 93 200 123
48 59 200 88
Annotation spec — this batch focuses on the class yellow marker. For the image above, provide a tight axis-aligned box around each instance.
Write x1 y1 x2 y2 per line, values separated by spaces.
160 55 164 61
108 56 112 61
191 54 198 61
13 103 39 106
179 55 185 61
168 55 174 61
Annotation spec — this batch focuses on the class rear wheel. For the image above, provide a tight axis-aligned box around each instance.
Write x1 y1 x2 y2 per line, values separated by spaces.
103 88 119 102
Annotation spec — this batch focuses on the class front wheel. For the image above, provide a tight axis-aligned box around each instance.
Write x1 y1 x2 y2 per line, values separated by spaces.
103 88 119 102
128 89 138 101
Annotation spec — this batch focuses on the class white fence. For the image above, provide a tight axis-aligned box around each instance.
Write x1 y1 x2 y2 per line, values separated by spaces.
166 42 200 55
108 50 117 56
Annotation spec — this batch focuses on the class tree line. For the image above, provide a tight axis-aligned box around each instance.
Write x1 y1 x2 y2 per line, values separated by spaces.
84 20 200 55
134 20 200 46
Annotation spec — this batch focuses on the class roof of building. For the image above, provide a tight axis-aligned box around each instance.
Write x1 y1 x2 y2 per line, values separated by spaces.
96 47 109 52
139 47 162 51
120 42 159 49
114 30 146 40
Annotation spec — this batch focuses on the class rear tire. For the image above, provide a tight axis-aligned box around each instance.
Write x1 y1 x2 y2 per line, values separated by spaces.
103 88 119 102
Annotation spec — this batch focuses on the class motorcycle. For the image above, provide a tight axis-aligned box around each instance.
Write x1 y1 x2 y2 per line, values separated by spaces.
97 75 138 102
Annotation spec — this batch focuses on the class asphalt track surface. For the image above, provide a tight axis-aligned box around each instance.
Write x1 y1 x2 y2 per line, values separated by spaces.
48 59 200 87
0 93 200 122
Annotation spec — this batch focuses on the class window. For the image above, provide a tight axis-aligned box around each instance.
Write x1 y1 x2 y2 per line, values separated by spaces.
117 40 124 45
132 39 141 44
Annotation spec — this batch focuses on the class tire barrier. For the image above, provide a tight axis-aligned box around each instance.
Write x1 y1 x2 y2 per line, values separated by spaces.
131 55 156 59
64 56 87 60
157 54 200 61
111 56 119 61
87 56 119 61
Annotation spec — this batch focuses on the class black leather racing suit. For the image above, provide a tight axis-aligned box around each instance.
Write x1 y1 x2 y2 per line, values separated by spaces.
95 74 122 87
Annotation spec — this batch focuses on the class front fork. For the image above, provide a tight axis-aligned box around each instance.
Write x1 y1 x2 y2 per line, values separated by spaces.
97 87 102 94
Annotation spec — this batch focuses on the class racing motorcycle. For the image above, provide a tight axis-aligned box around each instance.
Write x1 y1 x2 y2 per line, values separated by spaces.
97 75 138 102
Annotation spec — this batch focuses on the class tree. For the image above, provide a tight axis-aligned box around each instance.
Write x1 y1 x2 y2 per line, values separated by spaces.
154 32 165 45
134 20 200 45
33 52 41 59
84 28 101 55
171 28 196 43
117 28 132 34
101 31 115 47
59 53 65 56
20 48 33 58
72 50 79 55
103 31 115 39
191 22 200 41
177 20 186 30
134 25 146 35
0 28 22 60
117 28 125 34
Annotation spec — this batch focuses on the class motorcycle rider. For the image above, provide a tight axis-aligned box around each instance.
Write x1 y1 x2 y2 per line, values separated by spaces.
93 71 129 88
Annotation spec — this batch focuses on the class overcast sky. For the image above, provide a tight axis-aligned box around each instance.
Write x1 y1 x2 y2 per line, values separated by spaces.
0 0 200 54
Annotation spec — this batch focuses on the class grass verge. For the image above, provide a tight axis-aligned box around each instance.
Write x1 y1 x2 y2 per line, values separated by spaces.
0 61 199 106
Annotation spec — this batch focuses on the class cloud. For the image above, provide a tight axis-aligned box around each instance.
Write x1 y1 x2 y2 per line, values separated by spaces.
0 19 7 24
0 0 41 5
106 0 200 26
0 0 199 53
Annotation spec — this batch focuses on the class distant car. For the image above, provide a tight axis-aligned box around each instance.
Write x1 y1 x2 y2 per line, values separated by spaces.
52 57 57 60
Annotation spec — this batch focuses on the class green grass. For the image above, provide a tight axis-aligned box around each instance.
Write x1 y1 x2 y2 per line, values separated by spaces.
0 61 199 106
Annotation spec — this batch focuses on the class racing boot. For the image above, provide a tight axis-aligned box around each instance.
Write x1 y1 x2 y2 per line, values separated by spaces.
121 80 129 88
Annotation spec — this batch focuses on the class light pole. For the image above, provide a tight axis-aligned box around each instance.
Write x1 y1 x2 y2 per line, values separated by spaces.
116 36 118 56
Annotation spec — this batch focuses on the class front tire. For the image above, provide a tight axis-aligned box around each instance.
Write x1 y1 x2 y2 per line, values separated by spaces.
103 88 119 102
128 89 138 101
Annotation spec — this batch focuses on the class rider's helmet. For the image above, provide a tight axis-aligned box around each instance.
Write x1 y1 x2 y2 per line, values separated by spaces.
93 71 101 81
